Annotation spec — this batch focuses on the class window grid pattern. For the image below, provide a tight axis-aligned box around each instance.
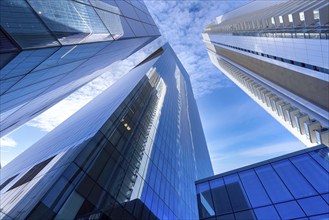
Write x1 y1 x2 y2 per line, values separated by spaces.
212 41 329 74
196 147 329 220
24 71 163 220
140 50 201 219
0 0 160 137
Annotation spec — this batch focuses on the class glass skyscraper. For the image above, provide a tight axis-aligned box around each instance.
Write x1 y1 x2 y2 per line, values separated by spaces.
203 0 329 147
196 144 329 220
0 0 160 137
0 44 213 219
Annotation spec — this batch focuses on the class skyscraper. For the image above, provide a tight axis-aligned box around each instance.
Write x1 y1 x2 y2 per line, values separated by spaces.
203 0 329 147
0 0 160 137
0 44 213 219
196 144 329 219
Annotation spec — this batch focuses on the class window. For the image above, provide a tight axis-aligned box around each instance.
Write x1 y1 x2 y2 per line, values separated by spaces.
290 154 329 194
196 182 215 218
275 201 306 219
0 174 18 191
224 174 251 212
209 178 233 215
238 170 271 208
298 196 329 216
8 156 54 191
255 165 293 203
272 159 317 199
254 206 280 220
299 12 305 21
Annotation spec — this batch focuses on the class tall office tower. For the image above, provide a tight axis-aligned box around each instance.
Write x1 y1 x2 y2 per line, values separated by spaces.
196 144 329 219
0 44 213 220
0 0 160 137
203 0 329 147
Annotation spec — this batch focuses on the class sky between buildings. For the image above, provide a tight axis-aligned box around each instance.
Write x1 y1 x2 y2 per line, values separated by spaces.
0 1 305 174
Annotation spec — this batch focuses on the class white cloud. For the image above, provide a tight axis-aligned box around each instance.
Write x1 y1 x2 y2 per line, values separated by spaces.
0 136 17 148
146 1 250 97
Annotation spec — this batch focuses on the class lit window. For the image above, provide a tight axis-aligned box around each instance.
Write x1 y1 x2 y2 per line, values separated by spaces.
313 10 320 20
279 16 283 23
271 17 275 25
299 12 305 21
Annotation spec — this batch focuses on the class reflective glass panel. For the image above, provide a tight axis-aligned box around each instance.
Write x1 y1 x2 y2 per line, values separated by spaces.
290 154 329 194
224 174 251 212
209 178 233 215
297 196 329 216
0 0 60 48
309 148 329 172
238 170 271 208
27 0 112 44
275 201 306 219
234 209 256 220
272 159 317 199
254 206 280 220
255 164 294 203
196 182 215 218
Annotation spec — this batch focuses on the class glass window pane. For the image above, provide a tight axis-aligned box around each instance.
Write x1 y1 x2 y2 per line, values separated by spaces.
234 210 256 220
322 193 329 204
209 178 233 215
0 0 60 48
27 0 112 44
309 148 329 172
255 164 294 203
196 182 215 218
238 170 271 208
272 159 317 199
254 206 280 220
126 18 147 37
290 154 329 194
275 201 306 219
309 213 329 220
0 29 18 52
298 196 329 216
216 214 235 220
224 174 251 212
94 9 124 40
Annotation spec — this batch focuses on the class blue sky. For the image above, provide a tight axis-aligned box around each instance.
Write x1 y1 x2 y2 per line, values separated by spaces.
0 1 305 173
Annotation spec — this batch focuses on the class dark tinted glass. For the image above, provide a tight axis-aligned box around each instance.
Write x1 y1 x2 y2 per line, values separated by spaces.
196 182 215 218
224 174 251 212
209 178 233 215
234 209 256 220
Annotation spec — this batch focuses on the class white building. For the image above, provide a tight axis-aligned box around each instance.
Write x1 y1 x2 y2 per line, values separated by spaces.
203 0 329 147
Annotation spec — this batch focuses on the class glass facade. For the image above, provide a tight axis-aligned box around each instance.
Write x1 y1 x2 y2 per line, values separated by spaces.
0 44 213 219
0 0 160 137
196 145 329 220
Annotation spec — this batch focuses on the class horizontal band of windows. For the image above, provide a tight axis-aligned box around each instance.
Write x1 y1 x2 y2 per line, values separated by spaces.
213 41 329 74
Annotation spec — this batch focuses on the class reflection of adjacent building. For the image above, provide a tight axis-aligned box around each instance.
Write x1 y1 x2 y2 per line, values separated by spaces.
196 144 329 219
0 44 213 219
203 0 329 147
0 0 160 137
